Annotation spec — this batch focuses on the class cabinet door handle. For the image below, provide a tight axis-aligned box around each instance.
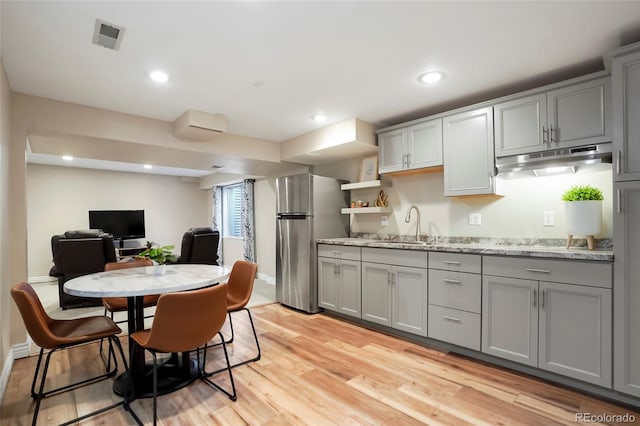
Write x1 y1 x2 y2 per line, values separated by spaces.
549 124 555 143
337 264 342 275
617 150 622 175
617 189 622 214
443 279 462 284
533 288 537 308
542 126 548 144
525 268 550 274
407 153 412 168
443 315 461 323
443 261 461 265
542 289 546 309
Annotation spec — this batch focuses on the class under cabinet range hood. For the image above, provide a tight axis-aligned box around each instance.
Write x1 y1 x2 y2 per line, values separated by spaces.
496 144 613 177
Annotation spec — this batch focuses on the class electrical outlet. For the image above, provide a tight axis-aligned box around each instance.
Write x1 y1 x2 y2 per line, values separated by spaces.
543 210 555 226
380 215 388 226
468 213 481 226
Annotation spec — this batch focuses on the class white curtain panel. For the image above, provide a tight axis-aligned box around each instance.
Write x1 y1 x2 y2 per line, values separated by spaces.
212 186 223 265
242 179 256 262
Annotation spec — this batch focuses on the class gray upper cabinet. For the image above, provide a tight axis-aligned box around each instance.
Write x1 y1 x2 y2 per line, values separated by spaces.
612 48 640 181
494 77 611 157
494 93 548 157
378 119 442 174
614 182 640 397
443 107 498 196
378 128 406 173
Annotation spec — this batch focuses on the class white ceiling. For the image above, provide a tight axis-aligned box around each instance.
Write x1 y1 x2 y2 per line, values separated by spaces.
2 1 640 176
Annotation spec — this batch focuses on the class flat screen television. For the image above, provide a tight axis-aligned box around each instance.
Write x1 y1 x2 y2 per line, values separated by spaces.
88 210 145 240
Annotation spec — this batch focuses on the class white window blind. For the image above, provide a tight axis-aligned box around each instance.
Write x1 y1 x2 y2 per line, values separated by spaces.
222 184 243 238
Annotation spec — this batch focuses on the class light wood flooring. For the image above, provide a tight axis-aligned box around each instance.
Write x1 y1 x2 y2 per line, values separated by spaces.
2 303 638 425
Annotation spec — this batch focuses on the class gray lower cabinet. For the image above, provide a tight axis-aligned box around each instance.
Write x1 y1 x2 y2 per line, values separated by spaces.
482 256 612 387
539 281 611 387
317 244 362 318
428 252 482 350
482 275 539 366
614 182 640 397
361 248 428 336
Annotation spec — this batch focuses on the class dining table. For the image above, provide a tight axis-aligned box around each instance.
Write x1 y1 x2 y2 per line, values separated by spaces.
64 263 230 398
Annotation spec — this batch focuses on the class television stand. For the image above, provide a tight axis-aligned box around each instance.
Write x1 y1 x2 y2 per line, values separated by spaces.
117 246 146 260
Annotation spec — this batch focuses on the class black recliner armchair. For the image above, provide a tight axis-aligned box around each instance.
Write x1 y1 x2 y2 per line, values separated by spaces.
49 230 117 309
178 227 220 265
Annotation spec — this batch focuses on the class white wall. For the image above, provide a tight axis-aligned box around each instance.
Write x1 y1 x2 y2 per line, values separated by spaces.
26 164 212 278
315 156 613 240
0 57 13 389
254 178 276 279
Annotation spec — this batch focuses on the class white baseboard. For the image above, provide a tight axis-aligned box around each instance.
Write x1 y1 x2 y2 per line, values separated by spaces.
28 275 56 284
0 342 31 404
0 348 13 405
257 273 275 285
13 342 30 359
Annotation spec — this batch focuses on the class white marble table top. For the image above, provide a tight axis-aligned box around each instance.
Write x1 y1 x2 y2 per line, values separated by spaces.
64 264 231 298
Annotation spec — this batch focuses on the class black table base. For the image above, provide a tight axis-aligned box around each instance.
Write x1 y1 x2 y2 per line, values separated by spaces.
113 356 199 398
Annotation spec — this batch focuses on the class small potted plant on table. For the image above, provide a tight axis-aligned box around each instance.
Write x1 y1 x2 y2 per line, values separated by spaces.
138 241 177 274
561 184 603 250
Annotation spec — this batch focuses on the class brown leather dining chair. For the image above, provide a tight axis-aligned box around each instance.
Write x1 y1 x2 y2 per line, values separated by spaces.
11 282 132 426
100 259 156 365
102 259 157 322
130 283 236 425
211 260 261 370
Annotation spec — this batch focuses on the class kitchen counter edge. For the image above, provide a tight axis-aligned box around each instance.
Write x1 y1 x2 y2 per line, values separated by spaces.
316 238 613 262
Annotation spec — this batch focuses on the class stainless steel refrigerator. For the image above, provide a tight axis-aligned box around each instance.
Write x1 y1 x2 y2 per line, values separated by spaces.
276 173 349 313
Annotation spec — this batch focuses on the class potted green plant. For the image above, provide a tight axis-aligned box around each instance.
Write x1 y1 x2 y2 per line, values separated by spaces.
138 241 177 274
561 185 603 250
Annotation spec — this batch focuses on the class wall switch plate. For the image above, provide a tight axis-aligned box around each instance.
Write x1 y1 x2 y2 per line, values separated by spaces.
543 210 555 226
468 213 482 226
380 215 388 226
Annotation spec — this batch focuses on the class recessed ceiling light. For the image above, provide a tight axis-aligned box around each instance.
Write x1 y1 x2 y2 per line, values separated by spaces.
62 155 73 161
418 71 445 84
149 70 168 83
312 114 328 122
144 164 153 169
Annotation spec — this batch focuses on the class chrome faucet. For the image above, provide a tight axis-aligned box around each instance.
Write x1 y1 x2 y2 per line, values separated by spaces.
404 205 421 242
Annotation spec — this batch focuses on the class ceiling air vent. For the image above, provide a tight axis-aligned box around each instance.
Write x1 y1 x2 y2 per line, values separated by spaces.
92 19 125 51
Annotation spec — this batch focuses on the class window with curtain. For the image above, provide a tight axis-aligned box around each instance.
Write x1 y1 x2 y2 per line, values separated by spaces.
222 184 243 238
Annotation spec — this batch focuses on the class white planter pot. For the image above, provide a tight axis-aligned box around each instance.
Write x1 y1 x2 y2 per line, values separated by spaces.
564 200 602 236
154 264 166 275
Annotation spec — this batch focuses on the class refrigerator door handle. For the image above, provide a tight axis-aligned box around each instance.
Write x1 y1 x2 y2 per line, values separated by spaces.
277 213 310 220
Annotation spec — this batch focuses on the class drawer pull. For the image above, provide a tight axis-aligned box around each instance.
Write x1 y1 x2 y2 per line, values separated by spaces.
443 279 462 284
443 315 461 323
443 261 461 265
525 268 550 274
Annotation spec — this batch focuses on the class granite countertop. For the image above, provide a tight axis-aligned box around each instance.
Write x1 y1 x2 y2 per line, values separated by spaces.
316 237 613 262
